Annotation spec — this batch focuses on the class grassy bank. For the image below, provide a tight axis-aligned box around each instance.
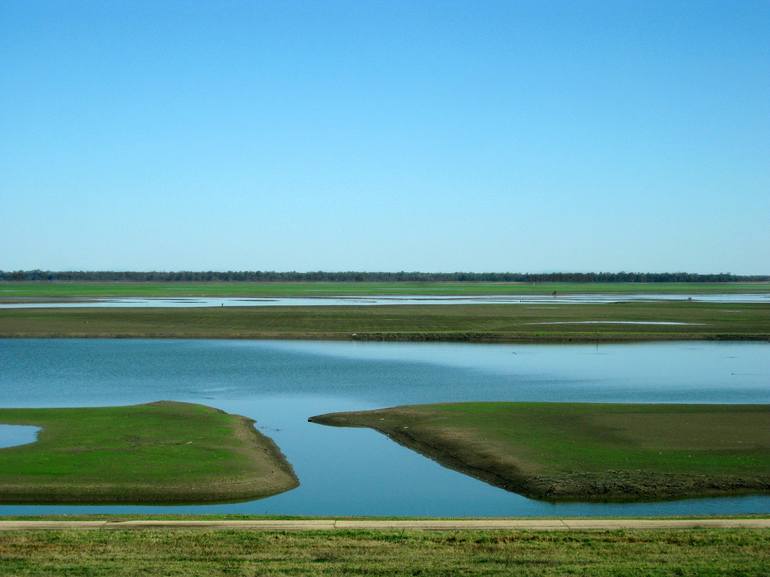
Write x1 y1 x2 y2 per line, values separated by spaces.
1 302 769 342
0 527 767 576
2 280 770 298
310 403 770 501
0 402 297 503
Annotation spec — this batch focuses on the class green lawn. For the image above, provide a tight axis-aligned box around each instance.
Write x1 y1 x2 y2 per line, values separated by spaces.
1 301 769 342
0 527 767 576
2 280 770 298
0 402 297 503
310 403 770 501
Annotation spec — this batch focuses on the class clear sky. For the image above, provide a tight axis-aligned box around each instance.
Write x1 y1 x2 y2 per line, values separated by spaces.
2 1 768 273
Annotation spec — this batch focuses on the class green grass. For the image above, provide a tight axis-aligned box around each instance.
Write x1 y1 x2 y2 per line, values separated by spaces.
2 280 770 298
0 527 768 576
0 402 297 503
310 403 770 501
1 301 769 342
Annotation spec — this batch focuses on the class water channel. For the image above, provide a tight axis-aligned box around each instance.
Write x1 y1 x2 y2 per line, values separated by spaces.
0 338 767 516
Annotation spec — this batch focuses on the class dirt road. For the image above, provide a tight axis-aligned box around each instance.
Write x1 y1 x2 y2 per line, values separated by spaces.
0 518 767 531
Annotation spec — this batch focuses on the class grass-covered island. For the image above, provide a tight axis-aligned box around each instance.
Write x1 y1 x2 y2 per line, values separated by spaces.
310 402 770 501
0 401 297 503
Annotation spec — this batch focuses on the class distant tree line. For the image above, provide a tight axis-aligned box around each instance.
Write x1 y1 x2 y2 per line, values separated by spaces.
1 270 767 282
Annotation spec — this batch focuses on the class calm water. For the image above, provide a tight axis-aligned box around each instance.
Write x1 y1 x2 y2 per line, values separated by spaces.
0 339 768 517
1 293 769 308
0 425 39 448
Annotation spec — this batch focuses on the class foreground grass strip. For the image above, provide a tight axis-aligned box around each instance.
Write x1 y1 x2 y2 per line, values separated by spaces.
3 280 770 298
1 301 770 342
0 528 767 576
0 402 297 503
311 403 770 501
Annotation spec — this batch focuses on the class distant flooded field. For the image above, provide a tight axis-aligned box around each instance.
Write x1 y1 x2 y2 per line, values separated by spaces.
1 293 769 308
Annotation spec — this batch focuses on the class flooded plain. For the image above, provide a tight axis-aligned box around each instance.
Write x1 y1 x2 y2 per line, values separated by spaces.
1 293 769 308
0 338 768 517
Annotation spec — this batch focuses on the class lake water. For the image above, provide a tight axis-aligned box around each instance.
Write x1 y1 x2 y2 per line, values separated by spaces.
0 338 768 517
1 293 769 308
0 425 39 448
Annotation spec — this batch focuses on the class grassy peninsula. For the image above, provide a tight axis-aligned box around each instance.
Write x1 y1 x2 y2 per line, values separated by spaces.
1 301 769 342
0 402 297 503
310 402 770 501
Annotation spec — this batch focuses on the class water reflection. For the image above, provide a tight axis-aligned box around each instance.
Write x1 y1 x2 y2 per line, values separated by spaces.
0 339 767 516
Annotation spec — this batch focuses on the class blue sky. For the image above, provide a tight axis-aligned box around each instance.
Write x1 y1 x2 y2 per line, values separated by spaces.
2 0 768 273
